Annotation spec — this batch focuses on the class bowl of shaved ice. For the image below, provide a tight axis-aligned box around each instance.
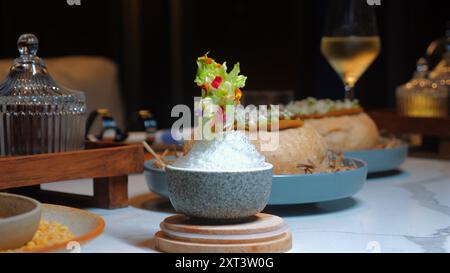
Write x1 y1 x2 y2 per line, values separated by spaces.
166 131 273 221
164 54 274 221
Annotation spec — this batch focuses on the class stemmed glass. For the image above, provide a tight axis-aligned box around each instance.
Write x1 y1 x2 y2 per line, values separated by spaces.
321 0 381 99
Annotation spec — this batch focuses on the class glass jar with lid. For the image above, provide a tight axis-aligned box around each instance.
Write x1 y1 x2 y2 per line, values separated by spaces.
0 34 87 156
396 58 448 118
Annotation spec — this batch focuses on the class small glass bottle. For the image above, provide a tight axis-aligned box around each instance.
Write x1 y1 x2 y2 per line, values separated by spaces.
396 58 448 118
0 34 87 156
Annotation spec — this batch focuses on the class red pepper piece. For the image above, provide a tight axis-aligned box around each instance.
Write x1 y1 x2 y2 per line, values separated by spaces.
211 76 222 89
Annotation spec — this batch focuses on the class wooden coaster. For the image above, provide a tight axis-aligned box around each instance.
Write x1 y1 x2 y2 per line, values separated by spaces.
155 213 292 253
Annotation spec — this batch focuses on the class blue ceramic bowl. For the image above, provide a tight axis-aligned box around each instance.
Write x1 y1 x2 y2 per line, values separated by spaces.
345 144 408 174
144 158 171 198
269 158 368 205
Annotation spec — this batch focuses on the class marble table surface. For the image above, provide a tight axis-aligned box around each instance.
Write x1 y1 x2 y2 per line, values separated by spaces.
42 157 450 253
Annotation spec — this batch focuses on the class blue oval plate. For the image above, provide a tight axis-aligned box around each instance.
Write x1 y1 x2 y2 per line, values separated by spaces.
269 158 368 205
145 157 368 206
344 144 408 174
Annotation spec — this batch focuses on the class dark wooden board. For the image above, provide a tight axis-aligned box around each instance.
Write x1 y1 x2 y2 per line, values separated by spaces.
369 109 450 137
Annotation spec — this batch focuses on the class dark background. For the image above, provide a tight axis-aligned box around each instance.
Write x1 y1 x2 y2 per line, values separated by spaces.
0 0 448 129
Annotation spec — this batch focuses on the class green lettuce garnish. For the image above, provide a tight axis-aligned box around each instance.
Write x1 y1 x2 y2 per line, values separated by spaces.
195 53 247 108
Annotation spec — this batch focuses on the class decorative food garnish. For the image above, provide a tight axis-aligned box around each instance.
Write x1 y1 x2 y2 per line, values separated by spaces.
195 53 247 129
284 97 363 119
235 105 304 131
195 53 246 106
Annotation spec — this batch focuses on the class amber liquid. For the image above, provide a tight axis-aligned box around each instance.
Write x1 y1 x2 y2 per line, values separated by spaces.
398 93 448 118
321 36 381 88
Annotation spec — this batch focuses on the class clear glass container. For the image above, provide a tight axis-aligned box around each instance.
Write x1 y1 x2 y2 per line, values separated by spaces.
396 58 448 118
426 21 450 70
0 34 86 156
430 51 450 91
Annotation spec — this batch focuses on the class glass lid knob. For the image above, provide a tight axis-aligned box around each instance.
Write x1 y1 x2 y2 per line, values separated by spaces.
17 33 39 57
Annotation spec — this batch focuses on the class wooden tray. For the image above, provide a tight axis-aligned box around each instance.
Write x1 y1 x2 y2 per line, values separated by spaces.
369 109 450 137
369 109 450 159
0 142 144 209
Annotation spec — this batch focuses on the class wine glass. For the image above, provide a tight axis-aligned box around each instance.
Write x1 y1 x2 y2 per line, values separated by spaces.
321 0 381 100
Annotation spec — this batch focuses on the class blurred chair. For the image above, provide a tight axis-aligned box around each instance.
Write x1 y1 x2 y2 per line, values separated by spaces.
0 56 125 134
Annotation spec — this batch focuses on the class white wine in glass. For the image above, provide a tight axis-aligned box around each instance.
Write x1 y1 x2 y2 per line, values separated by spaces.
321 36 381 94
321 0 380 100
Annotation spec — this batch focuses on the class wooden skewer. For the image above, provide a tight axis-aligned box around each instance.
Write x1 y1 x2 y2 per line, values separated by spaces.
161 149 170 158
142 141 167 169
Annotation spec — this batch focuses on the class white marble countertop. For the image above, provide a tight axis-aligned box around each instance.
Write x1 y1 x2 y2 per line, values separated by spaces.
42 157 450 253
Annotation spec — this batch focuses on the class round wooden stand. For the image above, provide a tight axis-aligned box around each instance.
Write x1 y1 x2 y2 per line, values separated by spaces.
155 213 292 253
